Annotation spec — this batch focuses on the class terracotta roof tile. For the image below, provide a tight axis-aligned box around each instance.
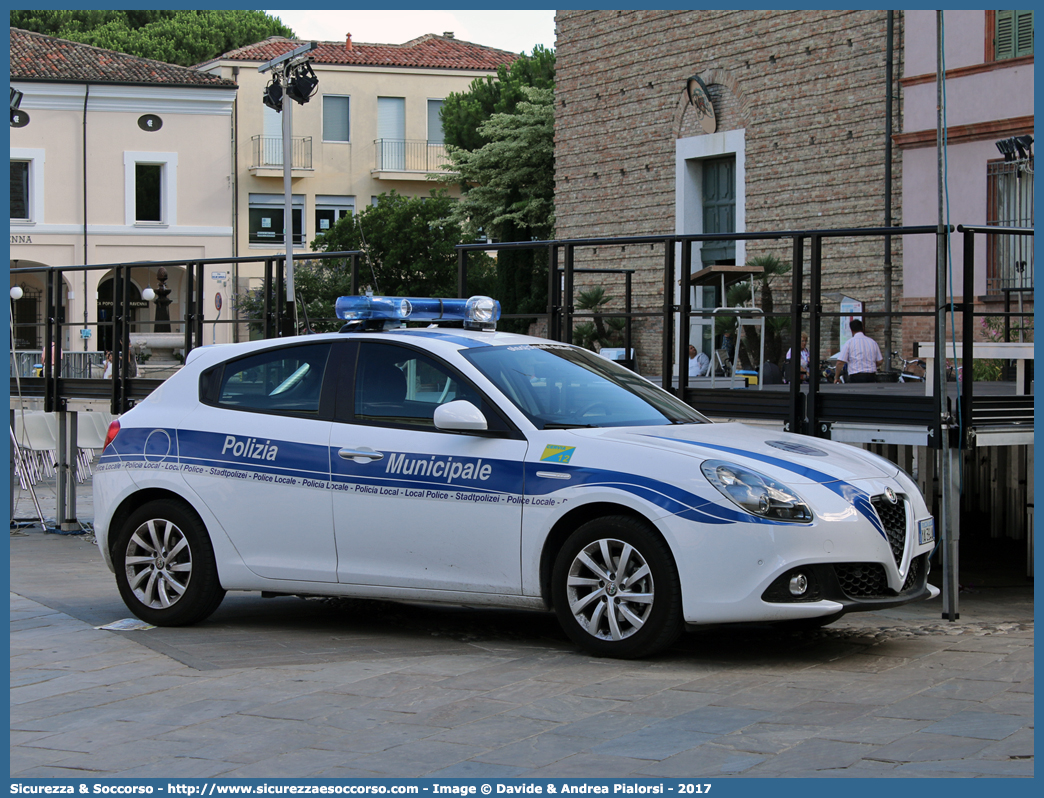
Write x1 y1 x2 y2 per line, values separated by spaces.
210 33 517 71
10 27 237 88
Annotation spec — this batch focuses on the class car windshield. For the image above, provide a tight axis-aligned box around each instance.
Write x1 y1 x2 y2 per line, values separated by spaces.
463 343 709 429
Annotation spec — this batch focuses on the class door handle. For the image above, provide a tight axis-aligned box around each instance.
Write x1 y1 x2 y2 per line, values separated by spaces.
338 447 384 462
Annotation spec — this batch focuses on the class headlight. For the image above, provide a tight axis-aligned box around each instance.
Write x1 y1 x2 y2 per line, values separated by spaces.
701 459 813 523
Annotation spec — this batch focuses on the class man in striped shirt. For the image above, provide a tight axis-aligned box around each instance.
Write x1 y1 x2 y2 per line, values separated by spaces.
835 319 882 384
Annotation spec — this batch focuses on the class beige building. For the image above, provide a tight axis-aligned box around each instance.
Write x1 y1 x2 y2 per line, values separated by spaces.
196 33 517 296
9 28 238 361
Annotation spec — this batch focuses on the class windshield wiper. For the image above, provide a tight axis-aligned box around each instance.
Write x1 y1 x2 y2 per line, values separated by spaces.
541 422 598 429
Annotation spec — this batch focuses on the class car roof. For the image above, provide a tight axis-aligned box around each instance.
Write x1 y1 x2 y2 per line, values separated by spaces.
184 326 557 369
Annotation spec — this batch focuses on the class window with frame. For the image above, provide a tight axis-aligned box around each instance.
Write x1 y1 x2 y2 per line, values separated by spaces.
322 95 350 142
10 160 29 221
427 99 445 145
986 158 1034 294
135 163 163 223
124 152 176 226
248 194 304 246
212 343 333 414
315 195 354 235
992 10 1034 60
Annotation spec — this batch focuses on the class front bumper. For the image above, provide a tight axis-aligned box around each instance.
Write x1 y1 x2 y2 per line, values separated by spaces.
760 553 937 613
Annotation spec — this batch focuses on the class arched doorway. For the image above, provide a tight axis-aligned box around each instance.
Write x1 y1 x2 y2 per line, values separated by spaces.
97 276 144 353
9 262 70 354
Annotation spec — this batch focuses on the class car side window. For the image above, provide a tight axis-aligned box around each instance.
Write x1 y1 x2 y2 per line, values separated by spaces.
354 342 504 430
215 343 332 415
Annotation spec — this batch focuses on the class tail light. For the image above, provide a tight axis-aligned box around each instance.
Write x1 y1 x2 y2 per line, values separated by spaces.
103 419 121 450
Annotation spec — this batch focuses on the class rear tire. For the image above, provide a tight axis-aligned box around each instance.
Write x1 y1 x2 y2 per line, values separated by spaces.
112 499 225 626
552 516 682 658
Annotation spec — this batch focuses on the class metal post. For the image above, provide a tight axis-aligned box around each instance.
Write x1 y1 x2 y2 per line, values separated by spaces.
43 270 55 413
283 89 295 303
263 258 273 339
564 244 575 345
457 249 468 298
788 236 805 433
56 407 67 528
111 267 121 415
350 253 359 297
883 9 895 359
807 235 823 436
961 229 974 442
194 262 205 346
936 12 957 620
661 239 676 392
624 269 633 370
678 239 692 396
121 264 131 413
549 245 560 341
61 411 78 532
184 262 195 354
275 258 285 336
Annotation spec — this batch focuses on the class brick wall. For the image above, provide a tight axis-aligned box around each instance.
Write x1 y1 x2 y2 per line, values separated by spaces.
555 10 905 373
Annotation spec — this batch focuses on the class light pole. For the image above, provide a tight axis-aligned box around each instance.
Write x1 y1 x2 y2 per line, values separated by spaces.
258 42 319 314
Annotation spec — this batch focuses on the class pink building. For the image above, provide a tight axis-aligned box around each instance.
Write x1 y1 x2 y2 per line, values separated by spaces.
897 10 1034 349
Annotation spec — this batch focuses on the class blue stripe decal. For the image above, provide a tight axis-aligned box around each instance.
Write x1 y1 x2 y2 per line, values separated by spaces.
644 436 886 539
524 463 783 526
102 427 817 528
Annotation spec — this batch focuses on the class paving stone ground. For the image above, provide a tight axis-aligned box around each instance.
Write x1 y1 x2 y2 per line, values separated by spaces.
8 474 1035 778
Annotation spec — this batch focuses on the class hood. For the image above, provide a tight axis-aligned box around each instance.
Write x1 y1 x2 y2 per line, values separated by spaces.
565 422 898 485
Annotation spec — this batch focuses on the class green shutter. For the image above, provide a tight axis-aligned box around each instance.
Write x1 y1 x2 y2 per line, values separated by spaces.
996 10 1032 59
701 157 736 266
996 10 1015 59
1015 10 1034 57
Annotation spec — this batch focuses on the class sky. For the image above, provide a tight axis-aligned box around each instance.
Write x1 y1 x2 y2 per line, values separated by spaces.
265 9 556 55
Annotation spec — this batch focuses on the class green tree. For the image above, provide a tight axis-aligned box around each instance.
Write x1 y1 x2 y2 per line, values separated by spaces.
442 86 555 332
311 190 471 299
239 191 496 333
572 287 628 352
9 10 294 67
441 45 555 152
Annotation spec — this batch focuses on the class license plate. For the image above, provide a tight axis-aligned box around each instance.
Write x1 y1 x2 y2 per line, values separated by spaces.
919 518 935 545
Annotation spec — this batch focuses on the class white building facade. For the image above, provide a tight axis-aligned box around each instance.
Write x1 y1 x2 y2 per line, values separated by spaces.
10 28 238 361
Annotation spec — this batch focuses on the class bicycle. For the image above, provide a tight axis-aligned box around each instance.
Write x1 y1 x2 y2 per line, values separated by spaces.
890 351 926 383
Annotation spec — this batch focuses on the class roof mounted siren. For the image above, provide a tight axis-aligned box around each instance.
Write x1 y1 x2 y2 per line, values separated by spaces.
335 295 501 333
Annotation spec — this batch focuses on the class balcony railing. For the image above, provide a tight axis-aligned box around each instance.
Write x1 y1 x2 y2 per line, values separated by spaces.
251 136 313 170
374 139 450 173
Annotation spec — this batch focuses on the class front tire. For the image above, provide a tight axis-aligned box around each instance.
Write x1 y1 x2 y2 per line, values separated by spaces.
552 516 682 658
112 499 225 626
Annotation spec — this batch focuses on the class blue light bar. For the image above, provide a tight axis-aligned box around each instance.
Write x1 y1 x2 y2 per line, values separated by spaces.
334 295 501 330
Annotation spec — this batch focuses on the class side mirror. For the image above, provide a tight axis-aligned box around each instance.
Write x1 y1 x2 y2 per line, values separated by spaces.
433 400 488 432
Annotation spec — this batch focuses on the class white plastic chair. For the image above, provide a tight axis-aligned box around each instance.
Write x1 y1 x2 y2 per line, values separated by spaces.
14 412 58 479
76 413 108 476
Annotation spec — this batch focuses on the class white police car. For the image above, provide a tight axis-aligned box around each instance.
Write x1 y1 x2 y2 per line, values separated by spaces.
94 295 938 658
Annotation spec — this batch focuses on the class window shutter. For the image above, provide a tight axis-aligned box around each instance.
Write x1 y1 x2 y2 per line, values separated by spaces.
427 100 445 144
1015 10 1034 57
996 10 1015 59
323 96 350 142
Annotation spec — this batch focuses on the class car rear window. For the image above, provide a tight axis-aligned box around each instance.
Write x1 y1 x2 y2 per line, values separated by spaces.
211 343 333 415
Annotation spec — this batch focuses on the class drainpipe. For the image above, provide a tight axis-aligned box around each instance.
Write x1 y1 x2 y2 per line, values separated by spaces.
232 65 240 342
83 83 90 351
883 11 894 358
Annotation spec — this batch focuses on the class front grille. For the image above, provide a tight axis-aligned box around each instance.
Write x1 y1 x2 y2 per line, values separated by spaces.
833 555 927 600
834 563 888 598
871 494 908 568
